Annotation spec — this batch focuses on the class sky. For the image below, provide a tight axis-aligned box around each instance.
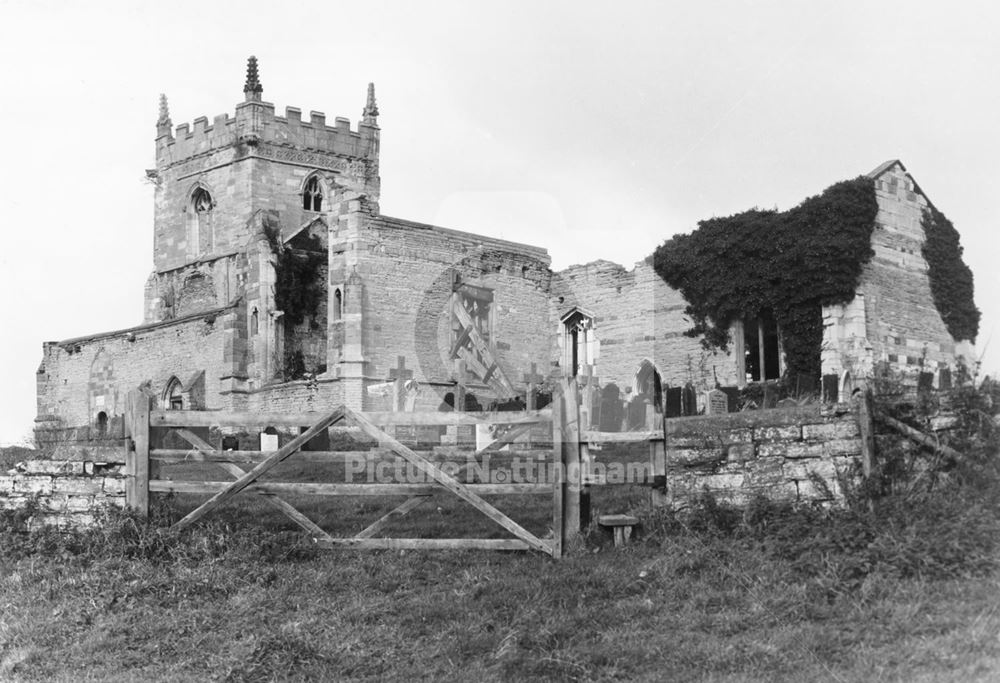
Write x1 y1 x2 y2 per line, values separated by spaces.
0 0 997 444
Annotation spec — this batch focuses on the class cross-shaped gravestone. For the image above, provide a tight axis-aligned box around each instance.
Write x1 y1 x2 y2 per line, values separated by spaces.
388 355 413 412
522 363 544 410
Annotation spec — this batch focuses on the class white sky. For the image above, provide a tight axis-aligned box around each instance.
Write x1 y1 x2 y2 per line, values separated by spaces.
0 0 997 444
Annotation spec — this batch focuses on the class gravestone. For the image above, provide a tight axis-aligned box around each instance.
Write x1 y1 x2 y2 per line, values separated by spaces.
720 386 740 412
598 383 623 432
260 427 279 452
822 374 839 403
682 383 698 416
627 396 648 431
665 387 683 418
706 389 728 415
938 367 952 391
299 426 330 452
762 384 778 409
795 374 817 397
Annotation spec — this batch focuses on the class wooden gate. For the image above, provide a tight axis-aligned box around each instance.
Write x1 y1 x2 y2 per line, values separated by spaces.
123 382 587 557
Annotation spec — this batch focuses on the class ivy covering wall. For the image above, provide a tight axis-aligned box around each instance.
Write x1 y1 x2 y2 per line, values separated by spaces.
651 177 879 381
921 205 980 342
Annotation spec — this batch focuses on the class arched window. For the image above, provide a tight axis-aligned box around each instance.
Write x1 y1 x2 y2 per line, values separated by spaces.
164 377 184 410
333 288 342 321
250 307 259 336
303 175 323 212
193 188 212 213
188 187 214 256
96 411 108 437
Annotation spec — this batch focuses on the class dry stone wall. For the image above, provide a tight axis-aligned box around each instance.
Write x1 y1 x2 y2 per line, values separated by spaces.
1 445 127 530
662 404 862 507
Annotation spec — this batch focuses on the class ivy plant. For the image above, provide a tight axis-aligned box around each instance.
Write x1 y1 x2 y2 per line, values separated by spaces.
921 205 979 342
651 177 879 381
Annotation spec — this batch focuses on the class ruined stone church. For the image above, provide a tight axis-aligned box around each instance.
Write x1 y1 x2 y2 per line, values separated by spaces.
34 58 976 443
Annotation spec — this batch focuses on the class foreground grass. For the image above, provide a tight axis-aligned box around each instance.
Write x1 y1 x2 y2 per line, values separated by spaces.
2 490 999 682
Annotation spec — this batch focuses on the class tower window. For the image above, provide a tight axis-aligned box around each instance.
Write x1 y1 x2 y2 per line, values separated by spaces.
333 288 342 321
193 188 212 213
303 176 323 212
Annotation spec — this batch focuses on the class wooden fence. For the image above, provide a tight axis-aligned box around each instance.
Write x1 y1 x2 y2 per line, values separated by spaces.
122 382 600 558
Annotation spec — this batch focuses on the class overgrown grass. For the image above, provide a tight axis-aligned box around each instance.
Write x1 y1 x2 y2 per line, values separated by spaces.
2 469 999 681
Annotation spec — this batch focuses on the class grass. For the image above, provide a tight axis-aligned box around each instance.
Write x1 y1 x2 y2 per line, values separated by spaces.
2 444 1000 681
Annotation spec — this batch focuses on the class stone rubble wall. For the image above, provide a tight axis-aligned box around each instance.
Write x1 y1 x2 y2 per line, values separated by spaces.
1 445 128 530
662 404 863 507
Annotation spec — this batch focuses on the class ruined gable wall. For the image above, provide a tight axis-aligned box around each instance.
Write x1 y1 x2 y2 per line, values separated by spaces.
36 311 234 432
345 217 553 405
554 260 738 394
823 165 970 385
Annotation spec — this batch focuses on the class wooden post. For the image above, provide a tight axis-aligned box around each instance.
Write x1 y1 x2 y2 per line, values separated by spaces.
648 408 667 507
551 381 565 558
523 362 545 412
125 390 151 518
558 377 582 544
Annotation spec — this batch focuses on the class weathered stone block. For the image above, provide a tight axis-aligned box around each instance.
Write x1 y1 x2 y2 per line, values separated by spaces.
668 447 725 467
753 425 801 442
824 439 862 457
0 476 14 493
703 472 746 491
66 496 96 513
802 422 860 440
720 428 753 444
16 460 85 476
14 476 53 495
744 457 784 486
784 458 838 481
796 477 840 501
725 443 756 463
757 442 824 459
51 479 105 496
103 478 127 495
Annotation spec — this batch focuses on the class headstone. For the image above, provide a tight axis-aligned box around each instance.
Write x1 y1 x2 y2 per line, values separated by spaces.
938 367 952 391
260 427 279 452
627 396 648 431
918 371 934 393
665 387 683 418
682 383 698 416
598 383 623 432
456 425 476 445
394 425 417 446
706 389 728 415
720 386 740 412
822 374 839 403
522 363 545 411
762 384 778 409
299 426 330 452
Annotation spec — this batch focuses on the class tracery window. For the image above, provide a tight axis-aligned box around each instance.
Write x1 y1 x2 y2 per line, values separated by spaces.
303 175 323 212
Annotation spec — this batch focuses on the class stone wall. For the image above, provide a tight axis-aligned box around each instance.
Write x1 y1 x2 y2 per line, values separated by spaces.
36 308 237 439
1 445 127 529
661 404 863 507
822 162 974 391
334 215 555 409
554 259 739 395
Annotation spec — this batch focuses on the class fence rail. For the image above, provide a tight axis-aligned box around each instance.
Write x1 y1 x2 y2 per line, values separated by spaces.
126 391 574 557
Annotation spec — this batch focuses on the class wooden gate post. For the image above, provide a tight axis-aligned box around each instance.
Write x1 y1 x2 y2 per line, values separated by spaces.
554 378 583 548
650 410 667 507
124 390 151 518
